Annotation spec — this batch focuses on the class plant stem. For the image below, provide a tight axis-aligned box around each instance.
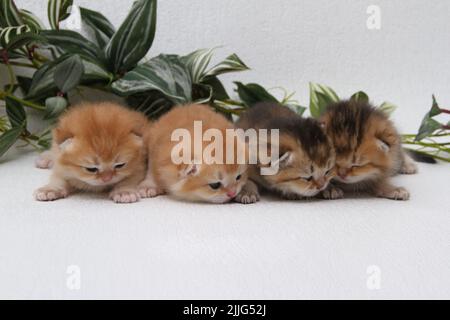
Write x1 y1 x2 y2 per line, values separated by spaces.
1 93 45 111
403 148 450 163
6 63 15 94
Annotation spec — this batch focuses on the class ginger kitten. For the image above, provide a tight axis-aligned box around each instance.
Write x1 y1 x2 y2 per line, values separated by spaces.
321 100 417 200
235 102 337 203
138 104 247 204
34 102 149 203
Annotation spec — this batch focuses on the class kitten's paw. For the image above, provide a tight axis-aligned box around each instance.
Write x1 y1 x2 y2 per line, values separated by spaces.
377 187 410 200
322 186 344 200
283 193 304 201
110 190 140 203
138 185 164 198
35 152 53 169
400 161 418 174
235 190 260 204
34 186 68 201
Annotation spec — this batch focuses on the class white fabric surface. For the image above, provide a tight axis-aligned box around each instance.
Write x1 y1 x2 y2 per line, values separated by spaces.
0 151 449 299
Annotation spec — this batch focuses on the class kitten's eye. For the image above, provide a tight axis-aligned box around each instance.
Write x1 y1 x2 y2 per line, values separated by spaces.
302 176 313 182
114 162 126 169
236 174 242 181
209 182 221 190
85 167 98 173
325 169 331 175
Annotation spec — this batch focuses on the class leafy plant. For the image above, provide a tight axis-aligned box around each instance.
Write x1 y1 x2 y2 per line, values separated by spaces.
0 0 248 156
0 0 448 163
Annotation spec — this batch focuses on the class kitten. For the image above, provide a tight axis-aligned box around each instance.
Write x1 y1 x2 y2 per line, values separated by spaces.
138 104 247 204
235 102 338 203
34 102 149 203
320 100 417 200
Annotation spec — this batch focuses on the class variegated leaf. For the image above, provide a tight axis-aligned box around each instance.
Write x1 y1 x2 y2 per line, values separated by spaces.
0 0 23 27
20 9 44 31
111 54 192 104
104 0 157 74
181 47 216 83
80 7 115 48
205 53 249 78
40 29 100 59
48 0 73 30
0 24 31 47
309 82 340 118
378 101 397 116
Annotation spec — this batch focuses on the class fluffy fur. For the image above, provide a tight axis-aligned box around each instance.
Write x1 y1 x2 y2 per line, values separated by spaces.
321 100 417 200
139 104 247 203
34 102 149 203
235 102 337 203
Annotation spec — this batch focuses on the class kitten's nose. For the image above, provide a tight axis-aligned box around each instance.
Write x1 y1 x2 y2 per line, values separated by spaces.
338 168 349 178
101 171 114 182
226 189 237 198
314 177 326 190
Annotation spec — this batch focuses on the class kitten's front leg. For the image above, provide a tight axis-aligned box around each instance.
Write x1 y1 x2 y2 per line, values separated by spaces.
35 150 54 169
374 180 410 200
34 174 70 201
321 183 344 200
235 180 260 204
399 152 418 174
110 174 143 204
137 161 164 198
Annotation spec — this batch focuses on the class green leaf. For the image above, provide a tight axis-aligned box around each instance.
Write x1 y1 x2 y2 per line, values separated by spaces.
429 95 441 117
111 54 192 104
104 0 157 73
202 75 229 101
40 29 99 59
0 0 23 27
378 101 397 116
54 54 84 93
181 47 216 83
16 76 32 95
5 31 43 51
80 7 115 48
126 91 173 119
5 96 26 128
205 53 249 78
350 91 369 104
47 0 73 30
288 104 306 116
27 54 111 99
415 95 444 141
20 9 44 31
44 96 68 120
234 82 278 107
0 24 31 47
309 82 340 118
0 126 23 158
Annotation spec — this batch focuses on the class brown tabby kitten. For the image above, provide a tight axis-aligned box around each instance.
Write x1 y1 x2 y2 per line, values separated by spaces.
321 100 417 200
235 102 338 203
34 102 148 203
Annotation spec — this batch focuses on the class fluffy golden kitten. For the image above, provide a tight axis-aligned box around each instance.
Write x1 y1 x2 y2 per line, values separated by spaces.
34 102 149 203
321 100 417 200
139 104 247 203
235 102 338 203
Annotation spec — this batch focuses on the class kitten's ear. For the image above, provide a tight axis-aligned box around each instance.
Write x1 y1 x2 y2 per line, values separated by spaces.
376 138 390 153
180 162 201 178
53 127 74 150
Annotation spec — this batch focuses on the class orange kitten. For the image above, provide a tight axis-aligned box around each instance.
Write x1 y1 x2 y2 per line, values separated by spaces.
34 102 149 203
138 104 247 203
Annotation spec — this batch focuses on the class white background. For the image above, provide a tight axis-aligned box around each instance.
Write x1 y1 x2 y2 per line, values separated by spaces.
1 0 449 299
13 0 450 133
